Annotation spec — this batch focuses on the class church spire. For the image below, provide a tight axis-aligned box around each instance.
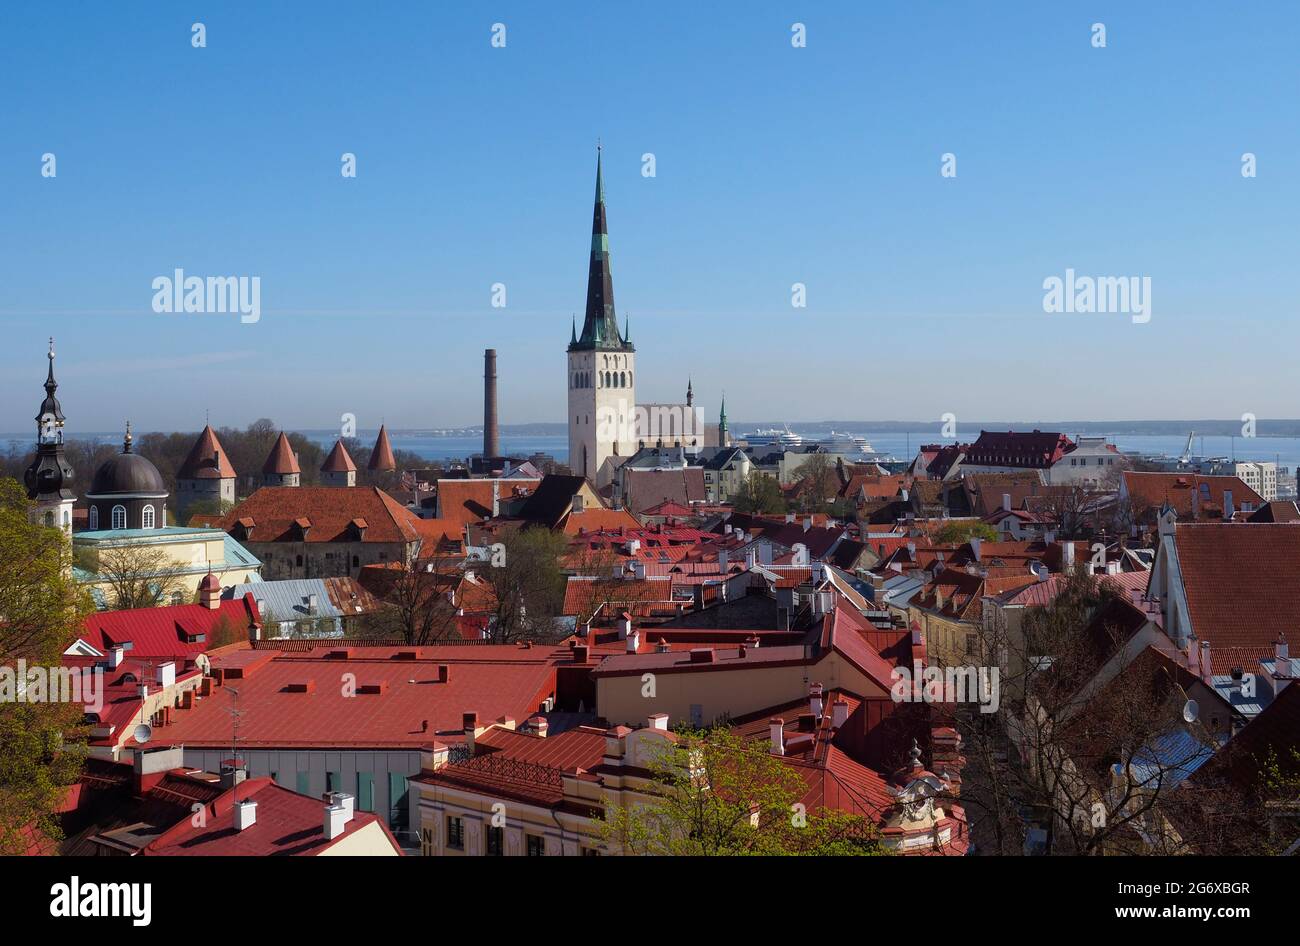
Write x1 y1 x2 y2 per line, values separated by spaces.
571 144 631 352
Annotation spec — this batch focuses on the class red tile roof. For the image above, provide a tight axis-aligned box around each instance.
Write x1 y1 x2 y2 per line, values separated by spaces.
1173 523 1300 673
262 432 300 475
217 487 423 544
1123 472 1263 521
437 478 540 526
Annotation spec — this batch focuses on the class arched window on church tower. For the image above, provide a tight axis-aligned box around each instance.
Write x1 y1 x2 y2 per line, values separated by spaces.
111 505 126 530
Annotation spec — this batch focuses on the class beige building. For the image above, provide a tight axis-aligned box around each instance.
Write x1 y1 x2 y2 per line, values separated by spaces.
74 526 262 607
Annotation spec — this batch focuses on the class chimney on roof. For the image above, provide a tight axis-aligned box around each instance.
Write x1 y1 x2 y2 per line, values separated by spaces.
655 636 670 653
156 662 175 688
1223 490 1234 521
1002 492 1011 512
785 513 795 524
647 713 669 731
1200 640 1212 685
323 796 353 841
234 799 257 832
832 699 849 729
809 682 824 720
573 644 589 664
1062 541 1075 569
483 349 500 459
524 715 549 737
627 627 640 653
970 537 982 562
1277 633 1290 665
769 718 786 756
437 664 450 683
617 612 632 640
108 646 124 669
219 759 247 789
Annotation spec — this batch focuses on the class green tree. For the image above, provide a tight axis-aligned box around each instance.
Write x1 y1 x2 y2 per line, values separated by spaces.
0 478 91 854
599 726 886 856
478 528 569 643
734 472 786 515
936 520 999 545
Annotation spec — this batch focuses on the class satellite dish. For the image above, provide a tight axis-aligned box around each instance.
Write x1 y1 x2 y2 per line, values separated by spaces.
133 723 153 745
1182 699 1199 723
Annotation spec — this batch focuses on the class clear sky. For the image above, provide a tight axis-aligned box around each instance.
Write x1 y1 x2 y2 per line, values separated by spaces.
2 1 1298 434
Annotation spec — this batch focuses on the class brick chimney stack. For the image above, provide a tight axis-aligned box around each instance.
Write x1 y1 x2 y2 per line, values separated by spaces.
483 348 500 458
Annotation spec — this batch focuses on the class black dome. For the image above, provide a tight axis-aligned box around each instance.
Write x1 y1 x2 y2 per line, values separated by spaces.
90 451 166 495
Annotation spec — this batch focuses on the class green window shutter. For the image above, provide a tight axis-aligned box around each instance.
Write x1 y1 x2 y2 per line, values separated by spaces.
296 771 310 795
357 772 374 811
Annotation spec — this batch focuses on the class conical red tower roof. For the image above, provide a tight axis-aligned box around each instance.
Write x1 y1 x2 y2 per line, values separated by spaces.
321 438 357 473
262 431 301 475
368 425 396 472
178 425 237 479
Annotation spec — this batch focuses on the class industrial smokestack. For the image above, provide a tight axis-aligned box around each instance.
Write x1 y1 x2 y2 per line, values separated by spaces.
483 348 500 458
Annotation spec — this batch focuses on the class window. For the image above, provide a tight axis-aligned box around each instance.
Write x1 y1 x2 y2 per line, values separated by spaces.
446 816 464 850
296 771 310 794
43 511 54 527
352 555 360 568
326 771 340 793
142 504 155 529
295 554 303 567
526 834 545 856
388 773 408 830
88 506 98 530
111 505 126 530
581 847 601 856
357 772 374 811
485 824 504 856
169 591 183 606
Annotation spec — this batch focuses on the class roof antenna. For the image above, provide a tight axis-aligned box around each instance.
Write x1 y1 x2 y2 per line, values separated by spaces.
222 686 243 806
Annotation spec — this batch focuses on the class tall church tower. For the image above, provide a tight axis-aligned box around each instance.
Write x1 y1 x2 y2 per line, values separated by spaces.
567 146 636 485
24 339 76 535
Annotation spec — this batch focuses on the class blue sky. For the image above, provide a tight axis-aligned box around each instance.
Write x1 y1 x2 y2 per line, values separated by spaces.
2 1 1298 433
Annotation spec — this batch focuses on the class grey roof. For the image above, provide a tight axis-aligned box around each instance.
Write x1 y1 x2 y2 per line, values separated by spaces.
89 451 166 495
224 578 343 624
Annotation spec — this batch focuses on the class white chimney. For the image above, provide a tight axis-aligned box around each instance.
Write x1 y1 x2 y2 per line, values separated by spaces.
1002 492 1012 511
627 539 641 555
1063 542 1075 568
769 718 785 755
785 513 795 524
1275 634 1289 665
1223 490 1234 521
326 791 355 824
307 593 318 612
324 803 348 840
234 799 257 831
618 613 632 640
803 518 813 532
627 627 640 653
809 682 824 720
647 713 669 731
630 560 646 580
155 661 176 688
491 480 500 518
970 537 982 561
832 700 849 728
108 646 125 669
